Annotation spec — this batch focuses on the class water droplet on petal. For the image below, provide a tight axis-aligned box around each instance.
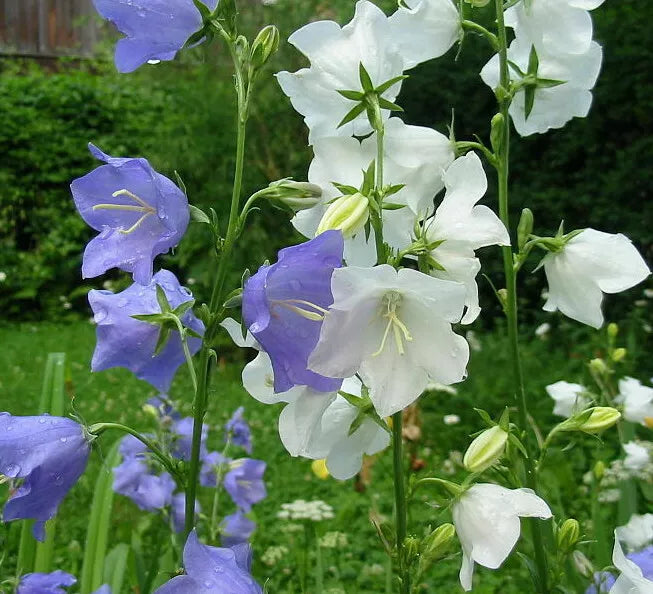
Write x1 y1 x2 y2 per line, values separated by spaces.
60 437 68 443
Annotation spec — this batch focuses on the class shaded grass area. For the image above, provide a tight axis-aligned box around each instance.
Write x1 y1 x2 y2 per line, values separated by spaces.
0 319 642 592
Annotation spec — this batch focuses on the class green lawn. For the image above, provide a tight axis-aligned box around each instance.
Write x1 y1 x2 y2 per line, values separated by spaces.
0 319 643 592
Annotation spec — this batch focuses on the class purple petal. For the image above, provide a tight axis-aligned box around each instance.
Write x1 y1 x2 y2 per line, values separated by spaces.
17 571 76 594
221 511 256 547
223 459 267 512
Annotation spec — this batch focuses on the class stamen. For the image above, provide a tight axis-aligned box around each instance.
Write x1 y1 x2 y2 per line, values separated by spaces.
270 299 327 322
372 292 413 357
91 188 157 234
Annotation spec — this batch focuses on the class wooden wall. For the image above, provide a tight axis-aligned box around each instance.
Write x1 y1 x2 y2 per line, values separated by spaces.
0 0 99 57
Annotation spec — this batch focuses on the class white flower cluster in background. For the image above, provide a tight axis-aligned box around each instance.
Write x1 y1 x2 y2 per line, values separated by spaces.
277 499 335 522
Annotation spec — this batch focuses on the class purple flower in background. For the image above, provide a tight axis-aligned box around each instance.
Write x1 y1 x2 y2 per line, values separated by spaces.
71 144 189 285
170 492 201 534
89 270 204 391
147 394 181 422
92 0 219 73
586 545 653 592
223 459 267 512
154 530 263 594
17 571 76 594
225 407 252 453
200 451 230 487
222 511 256 548
242 230 344 393
0 414 91 541
171 417 208 461
113 457 175 511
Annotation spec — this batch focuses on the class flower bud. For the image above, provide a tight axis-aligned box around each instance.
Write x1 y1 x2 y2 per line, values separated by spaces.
611 348 627 363
560 407 621 434
422 523 455 560
517 208 534 251
317 193 369 238
403 536 420 565
142 403 160 420
589 358 607 374
250 25 280 71
490 113 505 153
463 425 508 473
572 550 594 577
557 519 580 553
607 322 619 338
266 179 322 212
593 460 605 481
311 459 329 480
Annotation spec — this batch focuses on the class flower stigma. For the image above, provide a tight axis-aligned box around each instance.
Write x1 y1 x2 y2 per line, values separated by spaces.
372 291 413 357
93 189 157 234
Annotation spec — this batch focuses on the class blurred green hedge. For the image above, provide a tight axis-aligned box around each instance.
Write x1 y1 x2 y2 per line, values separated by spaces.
0 0 650 321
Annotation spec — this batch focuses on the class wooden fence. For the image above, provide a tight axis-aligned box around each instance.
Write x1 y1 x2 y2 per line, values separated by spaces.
0 0 100 57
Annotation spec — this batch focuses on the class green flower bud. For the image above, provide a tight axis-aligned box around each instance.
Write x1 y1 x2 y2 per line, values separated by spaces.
517 208 534 251
266 179 322 211
611 348 627 362
607 322 619 338
593 460 605 481
422 523 456 560
589 358 608 374
317 193 369 238
561 407 621 434
142 403 160 420
557 519 580 553
250 25 280 71
403 536 420 565
463 425 508 473
490 113 505 153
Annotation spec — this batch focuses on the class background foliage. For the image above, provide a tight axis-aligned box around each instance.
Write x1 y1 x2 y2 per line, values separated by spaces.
0 0 650 321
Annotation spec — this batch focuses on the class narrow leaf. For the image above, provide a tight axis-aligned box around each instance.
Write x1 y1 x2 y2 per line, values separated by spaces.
384 184 405 197
524 85 536 119
154 326 172 356
189 205 211 225
332 182 359 195
537 77 566 89
172 300 196 319
375 74 408 95
337 102 366 129
104 544 130 594
155 284 171 313
378 97 404 112
358 62 374 93
382 202 407 211
527 45 539 77
337 89 365 101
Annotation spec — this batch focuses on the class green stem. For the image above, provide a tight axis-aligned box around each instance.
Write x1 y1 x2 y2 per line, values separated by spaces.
392 412 410 594
184 26 251 540
314 525 324 594
461 20 499 50
371 122 386 264
209 440 231 542
88 423 180 482
493 0 549 590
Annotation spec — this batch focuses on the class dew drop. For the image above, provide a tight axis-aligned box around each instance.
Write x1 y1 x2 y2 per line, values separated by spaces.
38 418 46 424
94 309 108 323
60 437 68 443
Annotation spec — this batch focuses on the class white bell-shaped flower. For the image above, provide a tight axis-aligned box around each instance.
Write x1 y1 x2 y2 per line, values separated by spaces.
611 531 653 593
480 36 603 136
623 442 651 473
541 229 650 328
615 378 653 425
308 265 469 418
616 514 653 552
388 0 461 69
505 0 605 56
276 1 407 143
293 117 454 266
452 483 552 591
545 380 590 418
425 152 510 323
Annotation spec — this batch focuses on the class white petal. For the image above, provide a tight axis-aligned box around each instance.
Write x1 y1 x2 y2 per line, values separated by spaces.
459 547 475 592
611 531 653 591
545 380 589 418
503 488 552 520
388 0 460 69
220 317 257 349
242 352 292 404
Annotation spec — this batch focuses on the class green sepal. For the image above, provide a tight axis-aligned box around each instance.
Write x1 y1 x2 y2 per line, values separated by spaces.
131 313 170 325
189 204 212 225
382 202 407 211
508 434 529 458
192 0 212 20
361 161 376 196
498 407 510 431
154 326 172 356
155 284 172 313
375 74 408 94
507 60 526 78
223 292 243 309
184 328 203 340
474 407 494 427
337 102 366 129
537 78 566 89
378 97 404 112
337 89 365 101
359 62 374 93
174 171 188 196
173 300 196 319
184 27 211 49
426 254 446 272
524 85 536 119
331 182 360 195
384 183 405 197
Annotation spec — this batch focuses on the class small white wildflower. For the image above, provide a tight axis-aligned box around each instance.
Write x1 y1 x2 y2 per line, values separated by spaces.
0 272 6 282
535 322 551 338
443 414 461 425
427 382 459 395
63 302 72 310
466 331 482 352
319 531 349 549
644 289 653 299
187 277 197 285
278 499 335 522
262 545 289 566
597 488 621 503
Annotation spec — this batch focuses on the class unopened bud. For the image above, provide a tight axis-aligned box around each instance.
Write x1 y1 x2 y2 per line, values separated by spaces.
463 425 508 473
607 323 619 339
422 523 455 560
593 460 605 481
497 288 508 308
611 348 627 363
557 519 580 553
266 179 322 211
142 403 160 420
572 550 594 577
517 208 534 251
403 536 420 564
561 407 621 434
589 358 608 374
250 25 280 70
490 113 505 153
317 193 369 238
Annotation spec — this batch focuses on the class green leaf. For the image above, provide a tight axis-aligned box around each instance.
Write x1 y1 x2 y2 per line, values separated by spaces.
337 89 365 101
337 102 366 129
172 300 196 319
378 97 404 112
223 293 243 309
103 544 130 594
375 74 408 95
384 183 405 197
153 326 172 356
174 171 188 196
474 408 494 426
537 77 566 89
189 204 211 225
382 202 407 211
80 441 122 593
524 85 536 119
131 313 170 325
155 284 171 313
361 161 376 196
527 45 539 77
331 182 360 195
358 62 374 93
507 60 526 78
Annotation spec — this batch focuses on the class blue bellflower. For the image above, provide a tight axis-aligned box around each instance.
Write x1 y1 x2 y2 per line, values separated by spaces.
0 414 91 541
71 144 190 285
225 407 252 453
154 530 263 594
223 459 267 512
242 230 344 393
222 511 256 548
200 451 230 487
171 492 201 534
89 269 204 392
92 0 219 73
586 545 653 593
17 571 76 594
171 417 208 461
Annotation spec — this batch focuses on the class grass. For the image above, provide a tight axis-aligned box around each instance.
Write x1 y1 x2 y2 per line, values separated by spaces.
0 316 649 592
